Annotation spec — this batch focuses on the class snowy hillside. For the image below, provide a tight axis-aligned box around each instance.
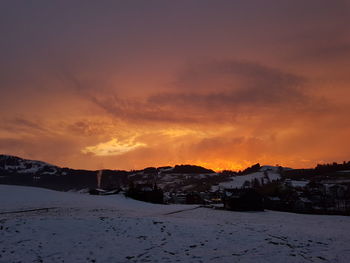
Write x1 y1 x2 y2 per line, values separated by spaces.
0 154 59 175
212 165 282 190
0 155 126 191
1 185 350 263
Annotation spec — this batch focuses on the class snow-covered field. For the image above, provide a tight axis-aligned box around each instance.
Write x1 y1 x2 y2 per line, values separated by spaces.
1 185 350 263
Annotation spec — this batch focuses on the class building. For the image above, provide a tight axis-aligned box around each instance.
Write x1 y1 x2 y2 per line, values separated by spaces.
223 188 264 211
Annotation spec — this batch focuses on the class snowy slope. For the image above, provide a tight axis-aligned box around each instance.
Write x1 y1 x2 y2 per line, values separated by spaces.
0 154 59 175
213 166 282 190
1 185 350 263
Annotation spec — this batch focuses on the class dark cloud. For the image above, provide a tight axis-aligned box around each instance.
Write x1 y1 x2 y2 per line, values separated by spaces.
0 136 81 165
154 59 307 106
0 117 49 135
82 59 313 124
91 95 199 123
285 24 350 64
66 120 110 137
175 59 303 87
292 42 350 64
191 135 266 160
12 117 47 131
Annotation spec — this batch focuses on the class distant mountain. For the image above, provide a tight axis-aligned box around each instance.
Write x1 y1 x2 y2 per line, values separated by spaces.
0 155 280 192
284 161 350 180
0 155 218 192
163 165 215 174
0 155 59 175
0 154 127 191
4 154 348 193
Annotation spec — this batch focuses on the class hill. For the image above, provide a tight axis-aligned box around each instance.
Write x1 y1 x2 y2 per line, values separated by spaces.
0 155 219 192
2 154 350 195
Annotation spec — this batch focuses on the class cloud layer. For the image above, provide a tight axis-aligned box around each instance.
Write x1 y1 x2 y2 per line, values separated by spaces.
0 1 349 170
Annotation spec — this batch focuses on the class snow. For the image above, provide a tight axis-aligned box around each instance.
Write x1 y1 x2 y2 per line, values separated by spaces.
1 185 350 263
0 185 194 217
215 167 281 190
290 180 309 188
159 167 174 172
1 155 57 175
16 166 42 174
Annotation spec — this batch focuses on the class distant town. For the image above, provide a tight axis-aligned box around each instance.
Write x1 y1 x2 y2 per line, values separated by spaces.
1 154 350 215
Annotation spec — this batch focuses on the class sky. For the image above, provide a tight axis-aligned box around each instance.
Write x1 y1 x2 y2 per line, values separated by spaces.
0 0 350 171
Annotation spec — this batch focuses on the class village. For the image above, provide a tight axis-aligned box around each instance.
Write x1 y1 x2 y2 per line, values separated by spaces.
91 165 350 216
2 155 350 215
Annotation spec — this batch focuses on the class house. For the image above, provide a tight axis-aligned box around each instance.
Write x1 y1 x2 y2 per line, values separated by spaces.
126 183 164 204
89 188 120 196
328 184 348 199
223 188 264 211
265 196 283 210
185 192 205 204
203 191 222 204
294 197 313 212
169 192 187 204
306 181 325 194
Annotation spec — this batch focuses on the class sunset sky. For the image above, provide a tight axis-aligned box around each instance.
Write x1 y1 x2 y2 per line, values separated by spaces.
1 0 350 171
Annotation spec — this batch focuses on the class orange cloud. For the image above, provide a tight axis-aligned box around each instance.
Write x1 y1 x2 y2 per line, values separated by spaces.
82 138 146 156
